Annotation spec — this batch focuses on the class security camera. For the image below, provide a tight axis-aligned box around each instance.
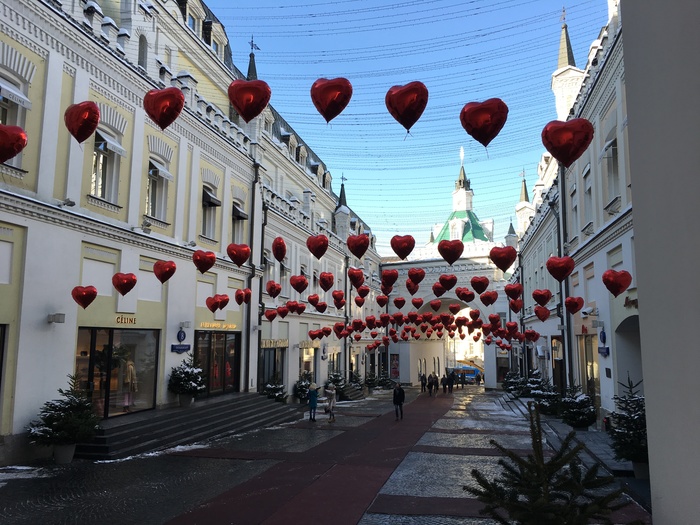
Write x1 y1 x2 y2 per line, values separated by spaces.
580 306 594 317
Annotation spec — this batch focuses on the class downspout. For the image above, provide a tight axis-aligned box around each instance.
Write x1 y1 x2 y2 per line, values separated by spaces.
557 165 575 388
344 254 350 381
244 161 263 392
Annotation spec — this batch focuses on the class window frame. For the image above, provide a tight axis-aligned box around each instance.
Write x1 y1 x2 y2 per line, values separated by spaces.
201 185 220 239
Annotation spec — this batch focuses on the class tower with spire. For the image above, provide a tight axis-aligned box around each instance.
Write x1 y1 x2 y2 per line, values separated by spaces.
551 8 585 121
452 146 474 212
515 169 535 238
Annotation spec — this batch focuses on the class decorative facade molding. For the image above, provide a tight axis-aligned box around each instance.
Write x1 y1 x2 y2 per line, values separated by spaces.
0 40 37 83
97 102 129 135
147 135 174 162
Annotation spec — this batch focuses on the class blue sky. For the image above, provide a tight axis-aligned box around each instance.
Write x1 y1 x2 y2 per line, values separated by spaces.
204 0 609 256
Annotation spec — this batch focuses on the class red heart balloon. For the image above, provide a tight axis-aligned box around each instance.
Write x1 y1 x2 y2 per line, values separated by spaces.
480 291 498 306
72 285 98 309
296 303 306 315
315 302 327 313
381 284 393 295
272 237 286 262
234 289 245 305
602 269 632 297
64 101 100 143
217 294 229 310
469 309 481 320
564 296 585 314
470 276 490 295
439 274 458 291
153 260 176 284
546 256 575 282
192 250 216 274
227 79 271 123
266 280 282 298
277 306 289 318
489 246 517 273
410 298 423 309
112 272 137 296
448 304 461 315
390 235 415 260
455 287 475 303
307 294 320 307
381 269 399 286
407 267 426 285
354 296 365 307
429 299 442 311
365 316 377 329
227 243 251 267
393 297 406 309
332 290 345 302
264 309 277 322
488 314 501 327
322 326 332 337
534 305 550 322
532 289 553 307
432 282 446 297
377 295 389 308
319 272 334 292
357 285 370 298
504 283 523 300
541 118 594 168
310 77 353 123
143 87 185 130
347 234 370 259
243 289 252 304
306 234 329 260
0 124 28 164
385 81 429 132
206 296 220 313
348 267 365 288
334 298 346 310
473 333 482 342
460 98 509 147
506 321 518 334
509 299 523 313
290 275 308 294
438 240 464 265
405 279 419 296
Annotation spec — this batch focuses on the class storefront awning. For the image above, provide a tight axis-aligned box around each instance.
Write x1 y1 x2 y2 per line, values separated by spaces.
0 79 31 110
96 132 126 157
148 160 174 182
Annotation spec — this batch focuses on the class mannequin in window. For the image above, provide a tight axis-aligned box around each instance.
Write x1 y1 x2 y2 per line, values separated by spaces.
123 358 137 412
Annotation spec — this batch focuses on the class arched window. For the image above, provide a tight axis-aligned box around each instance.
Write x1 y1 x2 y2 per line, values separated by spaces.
138 35 148 70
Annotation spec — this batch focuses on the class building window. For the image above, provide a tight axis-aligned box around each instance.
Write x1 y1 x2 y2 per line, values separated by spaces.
91 131 124 203
231 201 247 243
0 75 31 167
280 260 290 297
201 185 220 239
138 35 148 70
212 40 219 55
187 14 197 32
146 160 172 221
605 140 619 202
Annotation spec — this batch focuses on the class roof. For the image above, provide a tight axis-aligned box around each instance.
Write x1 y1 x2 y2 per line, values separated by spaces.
557 23 576 70
433 210 489 243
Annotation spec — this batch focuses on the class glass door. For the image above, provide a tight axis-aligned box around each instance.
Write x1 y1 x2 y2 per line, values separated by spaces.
195 331 240 395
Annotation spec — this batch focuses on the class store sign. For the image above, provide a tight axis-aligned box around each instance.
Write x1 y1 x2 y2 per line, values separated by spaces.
299 340 321 349
171 344 191 354
261 339 289 348
199 322 237 330
116 316 137 324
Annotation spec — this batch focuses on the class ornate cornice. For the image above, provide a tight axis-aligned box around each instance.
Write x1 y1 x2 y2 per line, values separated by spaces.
569 207 633 263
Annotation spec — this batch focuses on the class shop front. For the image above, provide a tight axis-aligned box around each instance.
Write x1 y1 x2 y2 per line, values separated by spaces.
194 328 241 395
299 340 320 383
260 338 287 386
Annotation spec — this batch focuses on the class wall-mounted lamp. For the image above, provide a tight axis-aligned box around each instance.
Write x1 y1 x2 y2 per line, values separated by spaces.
47 313 66 324
179 321 191 329
59 198 75 207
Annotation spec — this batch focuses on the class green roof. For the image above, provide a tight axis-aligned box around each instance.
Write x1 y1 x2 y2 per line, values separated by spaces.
434 210 489 243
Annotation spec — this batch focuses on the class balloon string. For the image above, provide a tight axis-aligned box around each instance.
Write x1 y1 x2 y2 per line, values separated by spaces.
404 130 412 141
485 146 490 160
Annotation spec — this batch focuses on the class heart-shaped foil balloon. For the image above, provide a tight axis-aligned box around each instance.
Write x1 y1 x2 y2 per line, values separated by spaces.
432 282 446 297
489 246 517 273
470 276 490 295
334 299 346 310
564 296 585 314
290 275 308 294
264 309 277 322
348 267 365 288
306 234 329 260
602 269 632 297
307 294 320 307
546 256 575 282
234 289 245 305
277 306 289 318
0 124 28 164
206 296 220 313
393 297 406 309
332 290 345 302
227 243 251 267
296 303 306 315
407 267 426 284
469 309 481 320
153 260 176 284
429 299 442 311
455 287 475 303
381 269 399 286
310 77 353 123
532 289 553 307
243 288 251 304
315 302 327 313
534 305 551 322
439 274 458 291
192 250 216 274
272 237 287 262
509 299 523 313
354 296 365 307
64 101 100 143
460 98 509 147
480 291 498 306
143 87 185 130
405 279 419 296
541 118 594 168
347 234 370 259
72 285 98 309
266 280 282 298
380 284 393 295
411 298 424 309
385 81 429 132
319 272 334 292
217 294 229 310
448 304 461 315
112 272 137 296
488 314 501 327
504 283 523 300
390 235 415 260
227 79 271 123
438 240 464 265
357 285 370 298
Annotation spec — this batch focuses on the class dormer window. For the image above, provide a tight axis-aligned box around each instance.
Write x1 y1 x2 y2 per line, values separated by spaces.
187 14 197 32
212 40 219 55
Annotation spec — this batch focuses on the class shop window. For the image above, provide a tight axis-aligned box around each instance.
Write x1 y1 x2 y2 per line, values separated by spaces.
194 331 240 395
91 131 124 203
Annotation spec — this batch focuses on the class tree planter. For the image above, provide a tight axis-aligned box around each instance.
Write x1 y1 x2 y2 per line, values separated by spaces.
178 394 193 408
633 461 650 479
53 444 76 464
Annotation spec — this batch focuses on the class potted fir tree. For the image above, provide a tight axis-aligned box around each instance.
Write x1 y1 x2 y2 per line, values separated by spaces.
27 374 100 464
364 371 378 394
610 374 648 478
560 384 597 430
293 370 312 404
168 353 205 407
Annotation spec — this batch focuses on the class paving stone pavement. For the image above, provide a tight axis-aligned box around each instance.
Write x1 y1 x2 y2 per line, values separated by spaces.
0 387 652 524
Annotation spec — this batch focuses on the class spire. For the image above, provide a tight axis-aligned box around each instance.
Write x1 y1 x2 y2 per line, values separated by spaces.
508 222 516 235
337 175 347 208
557 9 576 69
519 171 530 203
456 148 471 191
246 35 259 80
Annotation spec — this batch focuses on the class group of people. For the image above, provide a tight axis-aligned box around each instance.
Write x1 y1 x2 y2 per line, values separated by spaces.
306 381 407 424
419 370 482 395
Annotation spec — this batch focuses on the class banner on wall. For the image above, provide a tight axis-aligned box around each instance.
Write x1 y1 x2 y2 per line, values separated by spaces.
390 353 399 379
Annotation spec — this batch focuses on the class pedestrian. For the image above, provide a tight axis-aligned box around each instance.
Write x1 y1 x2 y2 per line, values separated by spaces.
432 373 440 395
325 383 336 423
393 382 405 421
308 382 320 422
427 373 434 396
448 371 455 393
475 372 482 386
460 373 466 389
420 373 427 393
441 374 448 394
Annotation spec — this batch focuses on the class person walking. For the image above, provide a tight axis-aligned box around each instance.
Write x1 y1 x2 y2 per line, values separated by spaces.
427 373 434 396
420 373 427 393
308 382 320 422
475 372 482 386
325 383 336 423
448 371 455 393
393 382 405 421
441 374 448 394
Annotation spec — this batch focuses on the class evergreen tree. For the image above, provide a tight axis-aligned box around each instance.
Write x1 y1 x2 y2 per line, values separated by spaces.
465 402 632 525
610 374 648 463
